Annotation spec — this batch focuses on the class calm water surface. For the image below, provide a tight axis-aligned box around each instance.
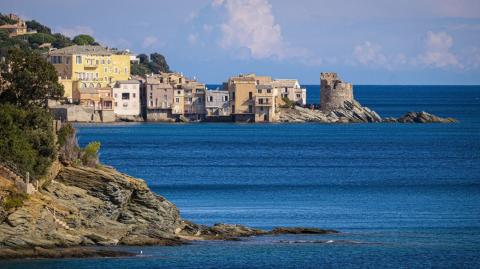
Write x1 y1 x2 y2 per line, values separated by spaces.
3 85 480 268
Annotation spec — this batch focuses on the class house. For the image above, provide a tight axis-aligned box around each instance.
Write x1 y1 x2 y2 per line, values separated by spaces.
113 80 141 120
76 86 114 122
143 75 175 121
205 90 230 117
272 79 307 106
47 45 132 102
225 74 276 122
182 82 206 120
0 14 36 37
255 84 277 122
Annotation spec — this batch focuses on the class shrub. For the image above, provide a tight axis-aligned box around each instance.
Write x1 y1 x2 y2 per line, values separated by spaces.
280 96 295 109
2 188 28 211
81 141 101 167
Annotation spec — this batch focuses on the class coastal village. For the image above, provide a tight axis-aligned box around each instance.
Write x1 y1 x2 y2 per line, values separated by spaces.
46 44 309 123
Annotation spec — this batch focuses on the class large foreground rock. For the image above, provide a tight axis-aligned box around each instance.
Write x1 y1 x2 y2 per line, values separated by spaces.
0 165 182 249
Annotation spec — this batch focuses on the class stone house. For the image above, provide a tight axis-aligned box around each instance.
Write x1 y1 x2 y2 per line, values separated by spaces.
205 90 230 116
143 76 175 121
272 79 307 106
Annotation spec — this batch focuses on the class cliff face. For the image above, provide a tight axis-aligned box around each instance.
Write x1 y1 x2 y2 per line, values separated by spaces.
0 165 182 248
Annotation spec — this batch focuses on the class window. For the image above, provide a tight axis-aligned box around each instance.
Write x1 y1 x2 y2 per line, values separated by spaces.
107 59 111 64
133 93 136 98
66 57 70 64
122 93 130 100
267 89 271 93
249 92 252 100
150 100 153 107
114 93 118 98
76 56 82 64
259 98 264 104
114 102 118 107
248 105 253 113
176 98 180 103
123 102 128 107
224 96 228 102
104 67 108 73
258 89 262 94
209 96 213 102
124 68 128 74
177 91 181 94
296 94 300 98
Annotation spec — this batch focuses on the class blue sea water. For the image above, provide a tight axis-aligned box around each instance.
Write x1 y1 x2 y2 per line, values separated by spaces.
3 85 480 268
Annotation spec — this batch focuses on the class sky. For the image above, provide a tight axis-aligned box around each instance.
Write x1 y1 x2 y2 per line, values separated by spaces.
1 0 480 85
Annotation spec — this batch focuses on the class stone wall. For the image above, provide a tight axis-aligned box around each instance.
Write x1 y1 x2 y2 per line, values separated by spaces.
320 72 353 112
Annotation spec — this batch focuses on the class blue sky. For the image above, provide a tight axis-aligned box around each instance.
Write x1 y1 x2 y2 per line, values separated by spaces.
1 0 480 84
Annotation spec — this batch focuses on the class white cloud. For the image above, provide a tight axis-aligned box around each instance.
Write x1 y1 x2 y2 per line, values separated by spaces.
142 36 159 48
353 41 387 66
215 0 286 59
58 26 94 38
418 31 461 68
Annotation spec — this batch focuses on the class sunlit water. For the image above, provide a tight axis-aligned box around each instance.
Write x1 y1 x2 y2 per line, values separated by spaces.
3 85 480 268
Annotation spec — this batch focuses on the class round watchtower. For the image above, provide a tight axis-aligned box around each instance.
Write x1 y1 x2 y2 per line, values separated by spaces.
320 72 353 112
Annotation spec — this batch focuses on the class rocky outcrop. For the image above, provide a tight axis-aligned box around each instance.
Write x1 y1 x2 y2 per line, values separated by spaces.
278 101 457 124
278 100 382 123
383 111 458 123
175 221 338 241
0 165 182 250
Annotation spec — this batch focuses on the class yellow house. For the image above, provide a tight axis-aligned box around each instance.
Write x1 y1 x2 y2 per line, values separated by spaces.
226 74 276 122
47 45 131 102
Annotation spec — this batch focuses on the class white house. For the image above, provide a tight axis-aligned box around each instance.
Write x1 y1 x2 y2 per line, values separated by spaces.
113 80 141 119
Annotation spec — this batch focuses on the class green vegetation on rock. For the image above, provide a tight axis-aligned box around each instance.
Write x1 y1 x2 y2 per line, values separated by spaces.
131 53 171 76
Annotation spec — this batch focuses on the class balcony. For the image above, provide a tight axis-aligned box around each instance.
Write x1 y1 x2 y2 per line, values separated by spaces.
84 63 98 69
255 96 273 107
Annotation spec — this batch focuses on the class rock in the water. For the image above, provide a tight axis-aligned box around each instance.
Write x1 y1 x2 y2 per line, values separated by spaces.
386 111 457 123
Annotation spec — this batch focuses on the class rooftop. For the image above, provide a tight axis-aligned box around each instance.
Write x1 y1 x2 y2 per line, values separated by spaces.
48 45 131 56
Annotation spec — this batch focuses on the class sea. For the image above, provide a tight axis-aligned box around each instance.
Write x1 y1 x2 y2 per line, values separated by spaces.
3 85 480 268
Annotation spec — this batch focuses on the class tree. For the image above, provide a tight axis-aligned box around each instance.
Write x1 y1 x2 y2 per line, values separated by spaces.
26 20 51 34
0 48 64 108
0 103 56 178
52 33 73 49
27 33 56 47
149 53 170 73
73 34 95 45
137 54 148 64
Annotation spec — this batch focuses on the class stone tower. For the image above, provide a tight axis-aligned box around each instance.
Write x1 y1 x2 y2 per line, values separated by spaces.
320 72 353 112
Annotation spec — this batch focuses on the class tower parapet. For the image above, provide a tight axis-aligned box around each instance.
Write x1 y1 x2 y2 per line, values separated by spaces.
320 72 353 112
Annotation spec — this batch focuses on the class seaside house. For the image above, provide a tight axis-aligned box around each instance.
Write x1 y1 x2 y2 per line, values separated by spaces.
255 84 277 122
112 80 141 120
272 79 307 106
47 45 132 102
75 86 114 122
143 75 175 121
226 74 277 122
205 90 230 117
182 82 206 120
172 88 185 115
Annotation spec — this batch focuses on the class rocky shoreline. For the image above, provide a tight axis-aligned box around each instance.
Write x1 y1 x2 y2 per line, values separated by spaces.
0 164 338 260
277 101 457 124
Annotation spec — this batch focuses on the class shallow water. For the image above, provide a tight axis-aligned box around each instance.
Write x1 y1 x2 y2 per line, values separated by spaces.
3 85 480 268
